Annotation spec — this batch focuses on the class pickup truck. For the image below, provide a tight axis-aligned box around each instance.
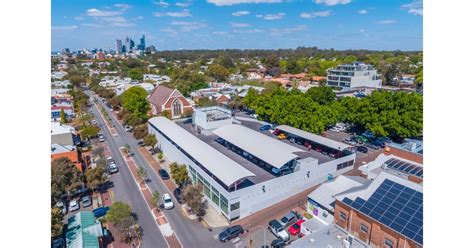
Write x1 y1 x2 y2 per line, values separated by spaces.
268 219 290 241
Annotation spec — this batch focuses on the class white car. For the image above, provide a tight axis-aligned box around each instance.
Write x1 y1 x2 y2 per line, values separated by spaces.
98 134 105 142
249 114 258 119
106 156 114 165
55 201 67 215
330 126 343 132
69 199 80 212
108 163 119 174
124 125 133 132
162 193 174 210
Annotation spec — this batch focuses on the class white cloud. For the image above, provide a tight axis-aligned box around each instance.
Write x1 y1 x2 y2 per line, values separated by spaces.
314 0 351 6
176 2 192 7
401 1 423 16
269 25 307 36
213 31 228 35
230 22 250 27
154 0 170 8
358 9 368 14
86 8 122 17
52 25 78 31
256 12 285 20
232 29 262 33
377 19 397 24
161 28 178 36
171 21 207 31
232 10 250 16
81 23 105 28
154 9 192 17
300 10 332 19
207 0 282 6
359 29 365 32
114 4 131 11
74 16 85 21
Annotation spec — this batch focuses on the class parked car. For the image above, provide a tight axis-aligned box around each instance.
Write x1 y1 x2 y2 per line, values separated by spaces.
108 163 119 174
371 139 386 148
268 219 290 241
124 125 133 132
250 113 258 119
69 199 80 212
260 124 272 132
92 206 110 218
218 225 244 242
81 195 92 208
329 126 343 132
356 146 369 153
364 142 380 150
52 238 65 248
362 130 375 139
342 138 357 146
288 219 305 236
106 156 114 165
158 169 170 180
162 193 174 210
91 119 98 125
137 140 144 146
270 238 286 248
98 134 105 142
279 211 298 227
277 133 287 140
55 201 67 215
173 188 185 204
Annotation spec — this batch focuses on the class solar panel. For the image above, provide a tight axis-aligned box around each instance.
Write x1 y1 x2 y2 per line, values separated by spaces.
341 179 423 245
385 158 423 178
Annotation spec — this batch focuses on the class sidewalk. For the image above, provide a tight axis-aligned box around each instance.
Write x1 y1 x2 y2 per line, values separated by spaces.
138 147 177 193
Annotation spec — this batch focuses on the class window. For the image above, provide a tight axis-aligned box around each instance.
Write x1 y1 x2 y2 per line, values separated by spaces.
172 99 182 117
339 211 347 221
384 238 394 248
337 160 355 170
220 195 228 214
212 191 219 206
230 202 240 211
360 224 368 233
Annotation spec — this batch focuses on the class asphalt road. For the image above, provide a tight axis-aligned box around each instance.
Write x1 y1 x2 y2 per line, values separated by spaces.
87 91 233 248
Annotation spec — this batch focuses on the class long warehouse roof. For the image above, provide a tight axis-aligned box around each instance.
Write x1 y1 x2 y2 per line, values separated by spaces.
148 117 256 187
213 124 303 169
276 125 352 151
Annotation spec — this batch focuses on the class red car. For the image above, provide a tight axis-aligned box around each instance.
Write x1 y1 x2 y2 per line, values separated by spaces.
288 219 305 236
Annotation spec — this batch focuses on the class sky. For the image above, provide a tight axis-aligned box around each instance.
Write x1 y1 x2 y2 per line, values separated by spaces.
52 0 423 52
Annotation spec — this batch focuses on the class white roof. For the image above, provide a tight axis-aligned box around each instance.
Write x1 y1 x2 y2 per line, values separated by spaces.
276 125 352 151
148 117 256 186
308 175 365 211
51 121 75 135
213 124 303 169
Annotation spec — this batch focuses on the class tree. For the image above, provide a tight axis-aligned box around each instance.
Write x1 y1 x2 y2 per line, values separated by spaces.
128 69 143 81
51 207 64 237
85 165 108 191
209 64 230 82
123 112 144 127
106 201 132 224
60 109 67 124
132 125 148 140
108 96 122 110
157 152 164 161
183 184 206 217
305 86 336 105
169 163 189 186
123 144 131 156
162 110 171 119
122 86 150 121
143 134 157 148
92 146 105 159
151 191 160 209
69 75 86 87
80 125 100 139
51 158 84 203
137 167 148 183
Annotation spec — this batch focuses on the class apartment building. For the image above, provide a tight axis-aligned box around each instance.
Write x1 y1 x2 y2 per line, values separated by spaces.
327 62 382 91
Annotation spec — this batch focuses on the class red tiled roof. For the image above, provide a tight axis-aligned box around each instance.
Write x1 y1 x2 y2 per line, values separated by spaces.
148 85 176 107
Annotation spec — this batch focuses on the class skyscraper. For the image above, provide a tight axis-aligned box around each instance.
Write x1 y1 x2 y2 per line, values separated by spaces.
124 36 130 52
139 35 146 51
115 39 122 54
130 39 135 50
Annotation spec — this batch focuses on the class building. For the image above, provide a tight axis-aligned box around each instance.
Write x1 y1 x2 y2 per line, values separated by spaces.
129 38 135 50
65 211 105 248
334 172 423 247
51 144 83 172
138 35 146 51
51 121 80 146
147 86 192 119
115 39 122 54
95 51 105 60
148 117 356 221
326 62 382 91
51 103 74 121
52 71 68 80
385 139 423 164
192 106 234 134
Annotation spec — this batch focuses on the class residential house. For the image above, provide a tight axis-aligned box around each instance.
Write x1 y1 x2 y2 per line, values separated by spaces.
51 144 83 172
51 121 80 146
148 85 192 118
65 211 105 248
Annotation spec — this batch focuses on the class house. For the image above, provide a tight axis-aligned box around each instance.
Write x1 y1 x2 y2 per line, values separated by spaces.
245 68 265 80
65 211 105 248
148 85 192 119
51 103 74 121
52 71 68 80
51 144 83 172
215 94 231 105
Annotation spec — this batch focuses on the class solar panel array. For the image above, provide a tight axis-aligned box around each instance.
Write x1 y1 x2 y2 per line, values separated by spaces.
341 179 423 245
384 158 423 178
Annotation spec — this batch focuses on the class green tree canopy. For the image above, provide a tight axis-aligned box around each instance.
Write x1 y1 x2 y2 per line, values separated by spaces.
305 86 336 105
80 125 100 139
51 207 64 237
122 86 150 121
143 134 157 147
208 64 230 82
132 125 148 139
106 201 132 225
51 157 84 203
169 163 189 186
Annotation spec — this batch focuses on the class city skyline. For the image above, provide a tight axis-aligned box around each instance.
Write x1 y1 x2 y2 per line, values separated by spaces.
52 0 423 51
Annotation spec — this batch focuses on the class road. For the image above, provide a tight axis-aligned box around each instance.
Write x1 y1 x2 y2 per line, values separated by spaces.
87 91 233 248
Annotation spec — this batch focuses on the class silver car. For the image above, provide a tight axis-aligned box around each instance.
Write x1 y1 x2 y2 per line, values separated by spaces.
81 195 92 208
69 199 80 212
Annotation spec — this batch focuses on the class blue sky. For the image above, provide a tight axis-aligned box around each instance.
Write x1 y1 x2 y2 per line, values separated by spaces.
52 0 423 51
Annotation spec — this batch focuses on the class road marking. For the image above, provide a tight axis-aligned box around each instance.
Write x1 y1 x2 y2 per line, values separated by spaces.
234 241 243 247
231 237 241 243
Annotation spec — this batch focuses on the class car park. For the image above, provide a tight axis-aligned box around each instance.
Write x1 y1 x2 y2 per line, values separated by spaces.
268 219 290 241
158 169 170 180
218 225 244 242
173 188 185 204
364 142 380 150
342 138 358 146
81 195 92 208
288 219 305 236
162 193 174 210
108 163 119 174
69 199 80 212
279 211 298 227
356 146 369 153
